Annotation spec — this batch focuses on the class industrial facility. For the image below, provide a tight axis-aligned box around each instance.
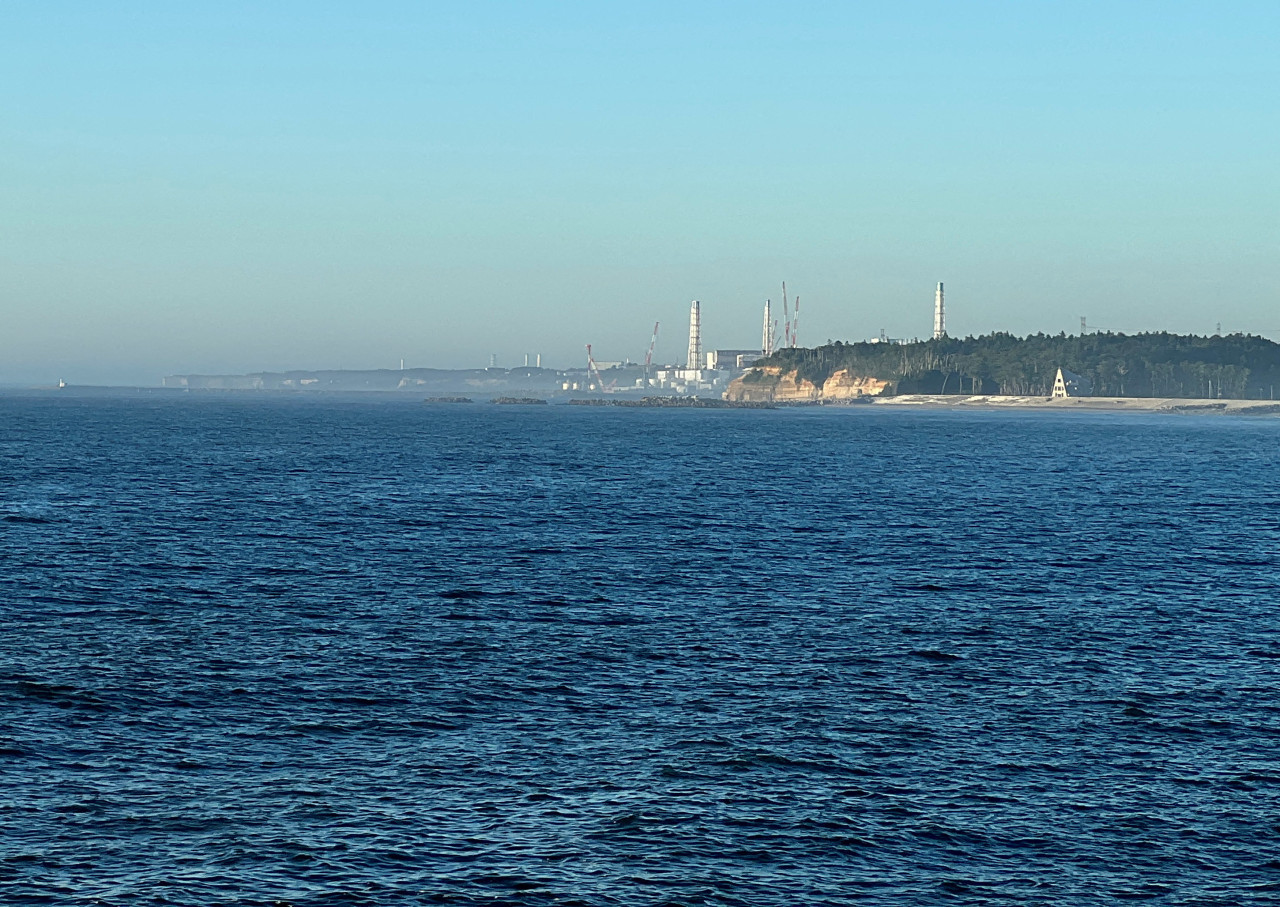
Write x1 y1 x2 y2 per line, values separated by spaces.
555 287 804 395
580 278 944 393
867 281 949 346
642 288 804 394
164 280 954 397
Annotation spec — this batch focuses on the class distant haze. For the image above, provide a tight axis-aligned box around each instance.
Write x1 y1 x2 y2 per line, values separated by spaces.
2 2 1278 385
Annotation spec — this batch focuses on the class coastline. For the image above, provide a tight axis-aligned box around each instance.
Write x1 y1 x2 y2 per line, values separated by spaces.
6 385 1280 415
868 394 1280 414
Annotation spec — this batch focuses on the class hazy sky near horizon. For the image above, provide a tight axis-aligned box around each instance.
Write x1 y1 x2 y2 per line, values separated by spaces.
2 1 1278 384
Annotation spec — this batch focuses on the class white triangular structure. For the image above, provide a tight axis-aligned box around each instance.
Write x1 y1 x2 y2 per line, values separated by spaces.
1052 368 1093 398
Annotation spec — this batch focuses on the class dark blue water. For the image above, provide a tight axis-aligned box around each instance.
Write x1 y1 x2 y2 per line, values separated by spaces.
4 395 1280 905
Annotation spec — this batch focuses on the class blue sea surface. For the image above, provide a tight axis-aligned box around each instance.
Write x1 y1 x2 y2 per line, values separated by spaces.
4 394 1280 905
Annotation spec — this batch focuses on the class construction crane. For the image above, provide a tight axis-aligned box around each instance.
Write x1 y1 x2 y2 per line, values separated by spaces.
585 344 608 393
643 322 660 385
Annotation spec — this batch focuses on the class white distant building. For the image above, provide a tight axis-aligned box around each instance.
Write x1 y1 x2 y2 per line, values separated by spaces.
1052 368 1093 398
705 349 763 370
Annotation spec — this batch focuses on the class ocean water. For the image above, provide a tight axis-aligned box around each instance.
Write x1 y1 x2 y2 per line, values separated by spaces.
4 394 1280 906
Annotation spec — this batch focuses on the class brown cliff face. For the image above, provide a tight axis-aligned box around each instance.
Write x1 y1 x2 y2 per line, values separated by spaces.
724 367 888 403
820 370 890 400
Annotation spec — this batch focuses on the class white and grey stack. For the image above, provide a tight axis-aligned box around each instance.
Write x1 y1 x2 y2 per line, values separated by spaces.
687 300 702 369
933 282 946 340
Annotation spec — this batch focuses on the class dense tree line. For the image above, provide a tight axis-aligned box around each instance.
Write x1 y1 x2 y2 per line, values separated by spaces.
761 332 1280 399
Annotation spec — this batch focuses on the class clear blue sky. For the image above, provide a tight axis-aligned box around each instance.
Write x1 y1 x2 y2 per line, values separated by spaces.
2 1 1277 384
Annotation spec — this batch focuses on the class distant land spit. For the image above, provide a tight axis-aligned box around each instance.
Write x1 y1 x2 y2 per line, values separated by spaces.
160 332 1280 411
729 331 1280 403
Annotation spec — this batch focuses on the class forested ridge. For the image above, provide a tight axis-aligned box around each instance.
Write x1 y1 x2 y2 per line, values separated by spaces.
756 332 1280 399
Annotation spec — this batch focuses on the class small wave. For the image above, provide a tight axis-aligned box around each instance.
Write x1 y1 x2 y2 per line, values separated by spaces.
9 679 110 710
657 764 706 780
1240 772 1280 785
910 649 961 661
286 721 364 736
52 802 96 814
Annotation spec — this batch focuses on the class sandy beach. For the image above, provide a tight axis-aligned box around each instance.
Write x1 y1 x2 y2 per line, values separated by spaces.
871 395 1280 415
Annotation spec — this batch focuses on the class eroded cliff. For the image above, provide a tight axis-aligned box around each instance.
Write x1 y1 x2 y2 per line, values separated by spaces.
820 370 891 400
724 367 889 403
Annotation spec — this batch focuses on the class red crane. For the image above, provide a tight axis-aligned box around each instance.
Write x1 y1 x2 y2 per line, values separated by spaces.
644 322 660 369
643 321 660 386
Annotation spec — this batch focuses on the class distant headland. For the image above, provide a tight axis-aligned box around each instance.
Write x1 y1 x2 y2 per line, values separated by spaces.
160 331 1280 412
725 331 1280 405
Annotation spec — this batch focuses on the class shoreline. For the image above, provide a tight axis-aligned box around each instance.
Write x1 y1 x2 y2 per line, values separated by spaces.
6 385 1280 415
868 394 1280 414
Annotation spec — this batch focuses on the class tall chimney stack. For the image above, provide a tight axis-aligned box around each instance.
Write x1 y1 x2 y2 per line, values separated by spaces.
762 300 773 356
933 282 946 340
687 300 702 370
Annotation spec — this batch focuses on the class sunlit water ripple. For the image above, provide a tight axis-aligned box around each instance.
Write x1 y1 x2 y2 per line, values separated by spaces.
4 395 1280 905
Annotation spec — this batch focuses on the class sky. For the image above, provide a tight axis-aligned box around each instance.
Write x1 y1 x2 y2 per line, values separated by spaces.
2 1 1278 385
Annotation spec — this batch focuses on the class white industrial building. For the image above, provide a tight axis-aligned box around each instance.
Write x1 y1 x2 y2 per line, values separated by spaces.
705 349 763 370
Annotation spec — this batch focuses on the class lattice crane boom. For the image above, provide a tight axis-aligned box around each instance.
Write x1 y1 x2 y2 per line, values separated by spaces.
585 344 608 393
644 322 659 368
